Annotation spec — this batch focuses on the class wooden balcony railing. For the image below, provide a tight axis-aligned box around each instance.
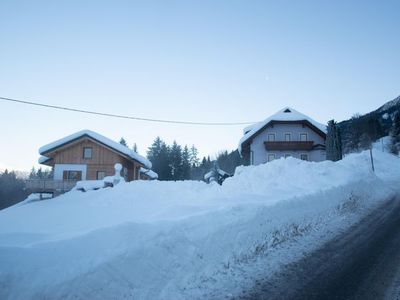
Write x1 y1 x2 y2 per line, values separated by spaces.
264 141 314 151
25 179 77 193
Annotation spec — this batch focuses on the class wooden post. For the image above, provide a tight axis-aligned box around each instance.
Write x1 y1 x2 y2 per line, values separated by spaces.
370 148 375 172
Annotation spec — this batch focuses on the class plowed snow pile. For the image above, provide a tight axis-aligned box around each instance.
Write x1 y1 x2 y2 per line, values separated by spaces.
0 151 399 299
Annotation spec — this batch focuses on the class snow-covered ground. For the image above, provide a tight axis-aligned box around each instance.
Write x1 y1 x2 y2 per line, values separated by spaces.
372 136 392 153
0 151 400 299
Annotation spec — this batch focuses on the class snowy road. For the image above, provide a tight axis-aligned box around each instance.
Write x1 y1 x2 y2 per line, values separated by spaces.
239 196 400 300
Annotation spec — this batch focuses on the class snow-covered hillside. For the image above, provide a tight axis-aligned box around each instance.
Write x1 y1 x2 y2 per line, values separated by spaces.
1 151 400 299
372 135 392 153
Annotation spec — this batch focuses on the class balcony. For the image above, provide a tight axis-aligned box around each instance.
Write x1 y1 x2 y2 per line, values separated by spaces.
25 179 77 195
264 141 314 151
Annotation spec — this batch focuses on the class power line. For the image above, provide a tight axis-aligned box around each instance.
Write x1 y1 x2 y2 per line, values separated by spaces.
0 96 255 126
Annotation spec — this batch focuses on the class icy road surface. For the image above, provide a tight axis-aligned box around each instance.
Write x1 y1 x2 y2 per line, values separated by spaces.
239 196 400 300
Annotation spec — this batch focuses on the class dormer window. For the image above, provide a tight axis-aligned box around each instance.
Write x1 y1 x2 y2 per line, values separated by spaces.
284 108 291 113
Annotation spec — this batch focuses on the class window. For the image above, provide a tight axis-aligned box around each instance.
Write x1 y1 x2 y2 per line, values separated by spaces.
268 154 275 162
97 171 106 180
300 154 308 161
250 151 254 165
284 133 291 142
83 147 92 159
123 167 128 180
63 170 82 180
267 133 276 142
300 133 308 141
284 154 291 158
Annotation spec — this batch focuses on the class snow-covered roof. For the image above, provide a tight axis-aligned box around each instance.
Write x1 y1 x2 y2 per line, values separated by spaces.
238 107 327 154
204 168 230 181
38 156 51 164
139 167 158 180
39 130 152 169
204 171 214 181
243 124 255 135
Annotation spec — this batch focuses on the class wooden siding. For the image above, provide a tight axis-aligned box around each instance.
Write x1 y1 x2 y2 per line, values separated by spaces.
49 138 143 181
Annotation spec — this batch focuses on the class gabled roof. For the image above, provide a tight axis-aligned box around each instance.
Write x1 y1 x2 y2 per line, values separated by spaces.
238 107 327 154
39 130 152 169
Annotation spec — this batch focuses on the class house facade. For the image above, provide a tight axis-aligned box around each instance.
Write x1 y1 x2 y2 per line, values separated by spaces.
38 130 154 182
239 107 327 165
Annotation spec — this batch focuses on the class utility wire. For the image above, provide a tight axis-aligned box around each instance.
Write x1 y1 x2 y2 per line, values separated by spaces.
0 96 255 126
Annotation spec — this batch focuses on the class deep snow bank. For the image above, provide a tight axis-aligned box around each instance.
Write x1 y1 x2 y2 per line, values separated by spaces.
0 151 399 299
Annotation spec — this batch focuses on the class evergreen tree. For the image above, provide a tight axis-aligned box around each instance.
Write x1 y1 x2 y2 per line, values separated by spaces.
367 116 384 142
201 157 207 167
181 145 191 180
326 120 343 161
147 137 172 180
348 114 362 151
189 145 200 167
147 137 169 180
216 150 231 172
390 113 400 155
217 150 244 174
119 137 128 147
0 170 28 209
326 121 335 160
159 142 172 180
229 150 245 171
169 141 182 180
37 167 43 179
147 137 162 161
29 167 37 179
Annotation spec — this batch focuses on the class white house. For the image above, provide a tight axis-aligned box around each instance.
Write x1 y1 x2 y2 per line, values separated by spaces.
238 107 327 165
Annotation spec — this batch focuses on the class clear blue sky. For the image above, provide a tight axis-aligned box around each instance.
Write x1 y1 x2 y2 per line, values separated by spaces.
0 0 399 171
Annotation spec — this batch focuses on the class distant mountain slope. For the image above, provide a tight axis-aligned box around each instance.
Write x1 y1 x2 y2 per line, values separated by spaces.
377 95 400 114
338 95 400 153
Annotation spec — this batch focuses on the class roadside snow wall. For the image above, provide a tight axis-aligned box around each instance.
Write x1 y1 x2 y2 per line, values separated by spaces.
0 151 399 299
